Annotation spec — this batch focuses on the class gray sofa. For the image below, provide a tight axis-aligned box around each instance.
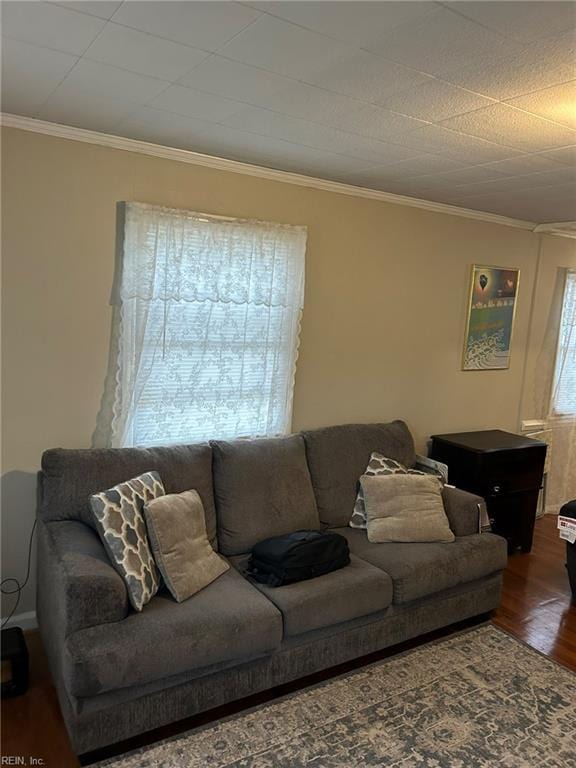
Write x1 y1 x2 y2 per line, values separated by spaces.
37 421 507 756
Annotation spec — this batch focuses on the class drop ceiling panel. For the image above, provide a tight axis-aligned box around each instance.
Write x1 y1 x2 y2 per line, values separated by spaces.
448 1 576 44
83 22 210 81
225 105 419 164
505 81 576 130
2 1 106 55
539 146 576 166
394 124 521 163
52 58 167 103
380 79 495 123
1 38 77 115
305 50 433 103
179 56 291 103
111 1 262 51
440 104 576 152
51 2 123 21
2 0 575 224
366 6 525 76
441 31 576 100
219 14 356 80
39 87 141 131
244 1 436 49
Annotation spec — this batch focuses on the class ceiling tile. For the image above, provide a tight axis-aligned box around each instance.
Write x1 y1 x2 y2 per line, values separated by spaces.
421 165 513 186
366 6 524 77
448 1 576 44
51 2 123 20
440 104 576 152
441 168 575 198
538 146 576 166
56 58 167 103
377 154 466 179
244 1 436 48
305 50 432 104
319 102 427 141
1 1 106 55
115 106 217 146
255 82 427 139
478 154 568 176
150 85 245 122
454 184 576 222
179 55 290 103
395 124 521 162
111 1 261 51
219 14 356 81
84 22 209 81
441 30 576 100
117 105 372 176
1 37 77 115
505 81 576 130
39 87 141 131
225 105 422 164
380 79 494 122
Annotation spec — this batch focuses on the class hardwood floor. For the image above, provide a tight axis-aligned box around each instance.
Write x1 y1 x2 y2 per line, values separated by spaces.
493 514 576 669
2 515 574 768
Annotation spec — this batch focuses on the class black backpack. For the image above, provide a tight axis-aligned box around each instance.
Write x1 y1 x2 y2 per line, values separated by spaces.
247 530 350 587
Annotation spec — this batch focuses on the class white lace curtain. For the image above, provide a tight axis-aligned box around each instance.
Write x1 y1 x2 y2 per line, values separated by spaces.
534 268 576 512
100 202 307 448
548 269 576 510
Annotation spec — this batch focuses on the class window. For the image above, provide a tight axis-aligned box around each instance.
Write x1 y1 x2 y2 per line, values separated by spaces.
110 203 306 447
552 269 576 417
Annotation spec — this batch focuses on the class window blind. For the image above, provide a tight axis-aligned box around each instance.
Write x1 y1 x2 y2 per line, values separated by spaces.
111 203 307 447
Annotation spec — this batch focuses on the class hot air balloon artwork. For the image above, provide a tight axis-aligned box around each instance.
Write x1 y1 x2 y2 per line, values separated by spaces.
463 264 520 370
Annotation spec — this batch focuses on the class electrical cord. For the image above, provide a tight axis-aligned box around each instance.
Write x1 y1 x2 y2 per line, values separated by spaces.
1 519 37 629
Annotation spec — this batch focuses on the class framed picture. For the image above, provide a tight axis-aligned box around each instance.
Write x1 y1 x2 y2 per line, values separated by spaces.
462 265 520 370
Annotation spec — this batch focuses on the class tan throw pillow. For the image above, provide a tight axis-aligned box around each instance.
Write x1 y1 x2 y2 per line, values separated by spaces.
143 490 229 602
360 474 455 544
349 453 427 530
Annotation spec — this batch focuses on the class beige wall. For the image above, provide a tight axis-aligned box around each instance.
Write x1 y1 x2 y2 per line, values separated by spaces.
1 126 573 618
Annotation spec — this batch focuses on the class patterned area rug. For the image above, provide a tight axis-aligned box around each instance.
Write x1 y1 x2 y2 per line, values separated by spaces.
96 625 576 768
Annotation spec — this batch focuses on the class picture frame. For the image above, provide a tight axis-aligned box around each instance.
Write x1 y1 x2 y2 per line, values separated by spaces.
462 264 520 371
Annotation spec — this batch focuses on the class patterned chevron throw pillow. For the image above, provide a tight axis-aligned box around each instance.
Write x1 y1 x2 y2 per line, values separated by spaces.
90 471 165 611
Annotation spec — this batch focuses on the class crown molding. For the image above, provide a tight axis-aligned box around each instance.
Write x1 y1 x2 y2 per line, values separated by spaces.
533 222 576 240
1 113 538 231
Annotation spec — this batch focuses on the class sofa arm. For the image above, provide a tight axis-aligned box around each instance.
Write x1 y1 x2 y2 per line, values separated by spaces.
37 519 129 639
441 486 484 537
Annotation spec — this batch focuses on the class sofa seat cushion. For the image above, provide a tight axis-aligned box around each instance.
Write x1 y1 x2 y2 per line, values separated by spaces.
301 421 416 528
335 527 507 605
64 568 282 698
231 554 393 637
212 435 320 556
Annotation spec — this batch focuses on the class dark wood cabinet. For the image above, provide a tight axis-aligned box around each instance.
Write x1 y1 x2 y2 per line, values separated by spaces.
430 429 547 553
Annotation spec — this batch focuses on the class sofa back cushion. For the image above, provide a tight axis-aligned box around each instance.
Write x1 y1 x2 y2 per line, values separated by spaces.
40 443 217 545
301 421 416 528
212 435 320 556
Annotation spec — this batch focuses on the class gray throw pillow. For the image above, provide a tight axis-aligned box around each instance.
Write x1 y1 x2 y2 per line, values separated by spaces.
143 490 230 603
349 453 426 530
90 471 164 611
361 473 455 543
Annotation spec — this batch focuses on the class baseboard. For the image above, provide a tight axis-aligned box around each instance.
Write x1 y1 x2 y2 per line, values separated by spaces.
2 610 38 631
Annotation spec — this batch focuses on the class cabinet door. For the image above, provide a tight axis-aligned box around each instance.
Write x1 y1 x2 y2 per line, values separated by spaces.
487 489 539 552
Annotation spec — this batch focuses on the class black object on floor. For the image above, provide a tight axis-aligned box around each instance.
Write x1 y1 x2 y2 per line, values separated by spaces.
1 626 29 697
248 530 350 587
560 500 576 601
430 429 547 553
